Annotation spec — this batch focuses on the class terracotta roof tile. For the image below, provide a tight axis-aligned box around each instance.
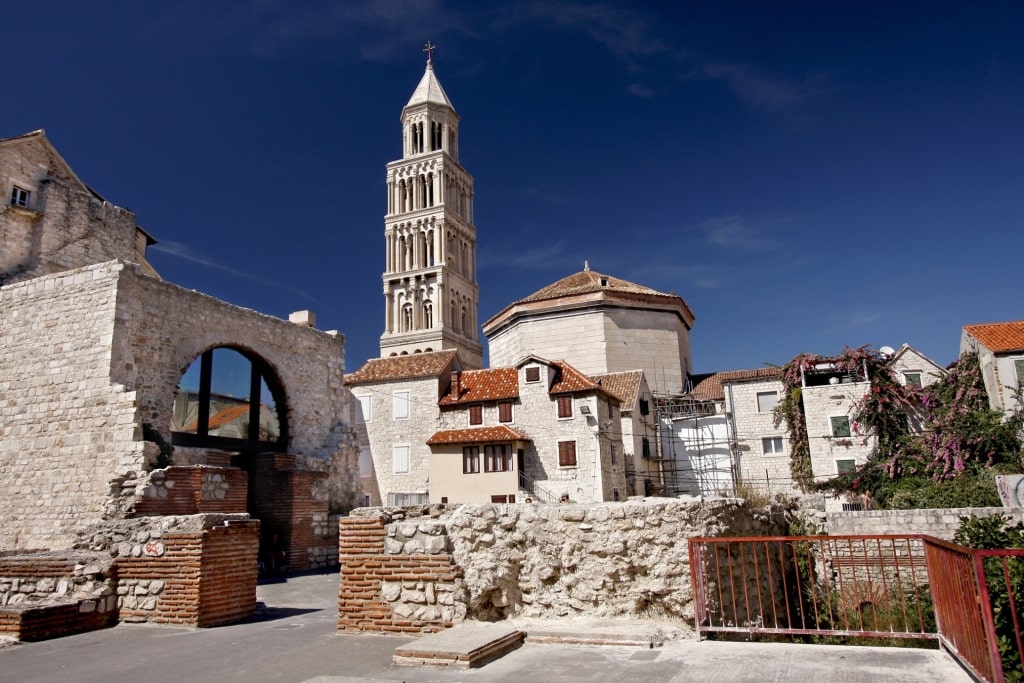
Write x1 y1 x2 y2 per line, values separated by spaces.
591 370 644 406
345 350 459 384
426 425 531 445
516 270 673 303
964 321 1024 353
549 361 602 395
439 367 519 405
688 367 782 402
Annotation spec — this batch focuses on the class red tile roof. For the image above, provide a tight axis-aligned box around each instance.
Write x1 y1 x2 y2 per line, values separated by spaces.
591 370 644 406
964 321 1024 353
689 367 782 401
439 367 519 405
346 350 459 384
549 361 602 395
182 403 249 432
516 269 673 303
426 425 532 445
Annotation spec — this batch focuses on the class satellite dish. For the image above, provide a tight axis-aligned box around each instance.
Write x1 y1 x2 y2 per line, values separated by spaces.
879 346 896 357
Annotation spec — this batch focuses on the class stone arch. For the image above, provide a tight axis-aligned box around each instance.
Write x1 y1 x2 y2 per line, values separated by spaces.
171 345 288 452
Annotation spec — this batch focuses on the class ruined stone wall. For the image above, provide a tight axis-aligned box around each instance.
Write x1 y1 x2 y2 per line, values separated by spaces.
338 499 790 632
110 262 360 513
0 259 361 551
0 263 142 550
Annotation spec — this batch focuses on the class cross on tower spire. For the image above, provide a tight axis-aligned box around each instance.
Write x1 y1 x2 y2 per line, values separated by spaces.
423 41 436 64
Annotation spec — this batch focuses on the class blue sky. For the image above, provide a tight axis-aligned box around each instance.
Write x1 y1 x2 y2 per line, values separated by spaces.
4 1 1022 373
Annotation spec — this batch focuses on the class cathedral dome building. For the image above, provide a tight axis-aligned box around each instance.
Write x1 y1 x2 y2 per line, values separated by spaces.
483 266 695 396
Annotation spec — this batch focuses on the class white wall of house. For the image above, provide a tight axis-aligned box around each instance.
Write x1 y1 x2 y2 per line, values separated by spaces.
661 414 733 496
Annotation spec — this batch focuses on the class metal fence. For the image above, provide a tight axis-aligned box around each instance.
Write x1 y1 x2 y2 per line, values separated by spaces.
689 534 1024 683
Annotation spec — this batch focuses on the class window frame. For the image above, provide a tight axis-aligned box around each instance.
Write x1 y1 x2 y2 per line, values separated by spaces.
462 446 480 474
497 400 513 423
354 394 372 423
836 458 856 475
756 391 779 413
641 437 651 459
468 403 483 425
525 366 541 383
830 415 852 438
393 444 411 475
762 436 785 455
556 395 573 419
1014 358 1024 388
393 390 411 420
903 371 923 388
557 440 577 467
484 444 511 472
10 185 30 208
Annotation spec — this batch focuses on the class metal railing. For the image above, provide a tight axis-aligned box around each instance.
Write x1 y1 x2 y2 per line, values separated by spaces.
517 471 561 503
689 534 1024 683
923 537 1024 683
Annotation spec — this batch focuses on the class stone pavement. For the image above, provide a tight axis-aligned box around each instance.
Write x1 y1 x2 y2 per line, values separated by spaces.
0 570 972 683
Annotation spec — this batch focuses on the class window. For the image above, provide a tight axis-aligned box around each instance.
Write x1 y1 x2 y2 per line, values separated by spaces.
393 391 410 420
484 444 511 472
756 391 779 412
762 437 784 454
423 301 433 328
641 437 651 459
402 304 413 332
490 495 515 503
610 445 617 465
171 347 285 449
462 446 480 474
556 395 573 419
469 404 483 425
1015 359 1024 388
836 459 856 475
393 445 410 474
558 440 577 467
830 415 852 438
10 185 30 208
355 394 372 423
498 400 513 423
639 398 650 416
525 366 540 383
903 371 922 387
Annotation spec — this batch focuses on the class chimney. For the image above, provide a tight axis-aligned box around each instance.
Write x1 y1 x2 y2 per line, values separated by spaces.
289 310 316 328
450 371 461 399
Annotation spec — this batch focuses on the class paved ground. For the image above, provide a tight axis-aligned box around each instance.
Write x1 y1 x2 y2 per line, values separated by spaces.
0 570 973 682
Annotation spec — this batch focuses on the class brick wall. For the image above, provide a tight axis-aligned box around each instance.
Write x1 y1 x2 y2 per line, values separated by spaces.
337 515 461 634
115 518 258 627
133 466 248 516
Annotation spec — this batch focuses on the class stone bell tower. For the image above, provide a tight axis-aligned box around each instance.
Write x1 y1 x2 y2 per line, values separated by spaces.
379 44 483 369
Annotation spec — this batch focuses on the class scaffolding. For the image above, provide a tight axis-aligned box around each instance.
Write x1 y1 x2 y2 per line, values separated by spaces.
652 392 732 497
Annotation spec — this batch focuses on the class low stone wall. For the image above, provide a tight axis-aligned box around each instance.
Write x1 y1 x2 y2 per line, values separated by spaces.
338 498 790 633
0 551 118 641
825 507 1024 541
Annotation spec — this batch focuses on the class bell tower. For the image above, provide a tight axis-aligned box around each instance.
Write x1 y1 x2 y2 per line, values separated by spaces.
379 45 483 368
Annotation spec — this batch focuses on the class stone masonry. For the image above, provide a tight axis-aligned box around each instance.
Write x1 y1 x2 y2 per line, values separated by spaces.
0 259 360 551
338 498 790 633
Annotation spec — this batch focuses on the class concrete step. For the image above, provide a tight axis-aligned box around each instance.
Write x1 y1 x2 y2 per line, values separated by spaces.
392 625 525 668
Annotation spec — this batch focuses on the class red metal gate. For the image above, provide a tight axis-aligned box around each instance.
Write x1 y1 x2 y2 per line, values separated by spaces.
689 535 1024 682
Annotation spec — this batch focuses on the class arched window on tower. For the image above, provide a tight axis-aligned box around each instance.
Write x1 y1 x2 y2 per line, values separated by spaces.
461 306 468 336
426 173 434 207
402 304 413 332
423 301 433 329
450 300 458 332
426 229 435 266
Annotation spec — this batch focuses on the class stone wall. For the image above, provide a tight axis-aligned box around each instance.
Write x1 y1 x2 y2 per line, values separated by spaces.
825 507 1024 541
338 498 790 632
0 259 360 551
725 377 795 495
1 133 147 286
802 381 874 480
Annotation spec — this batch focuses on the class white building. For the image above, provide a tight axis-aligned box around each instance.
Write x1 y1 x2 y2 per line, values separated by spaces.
961 321 1024 416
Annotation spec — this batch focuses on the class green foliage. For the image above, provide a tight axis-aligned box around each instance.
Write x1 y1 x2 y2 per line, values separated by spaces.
954 515 1024 682
142 423 174 469
778 348 1023 508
